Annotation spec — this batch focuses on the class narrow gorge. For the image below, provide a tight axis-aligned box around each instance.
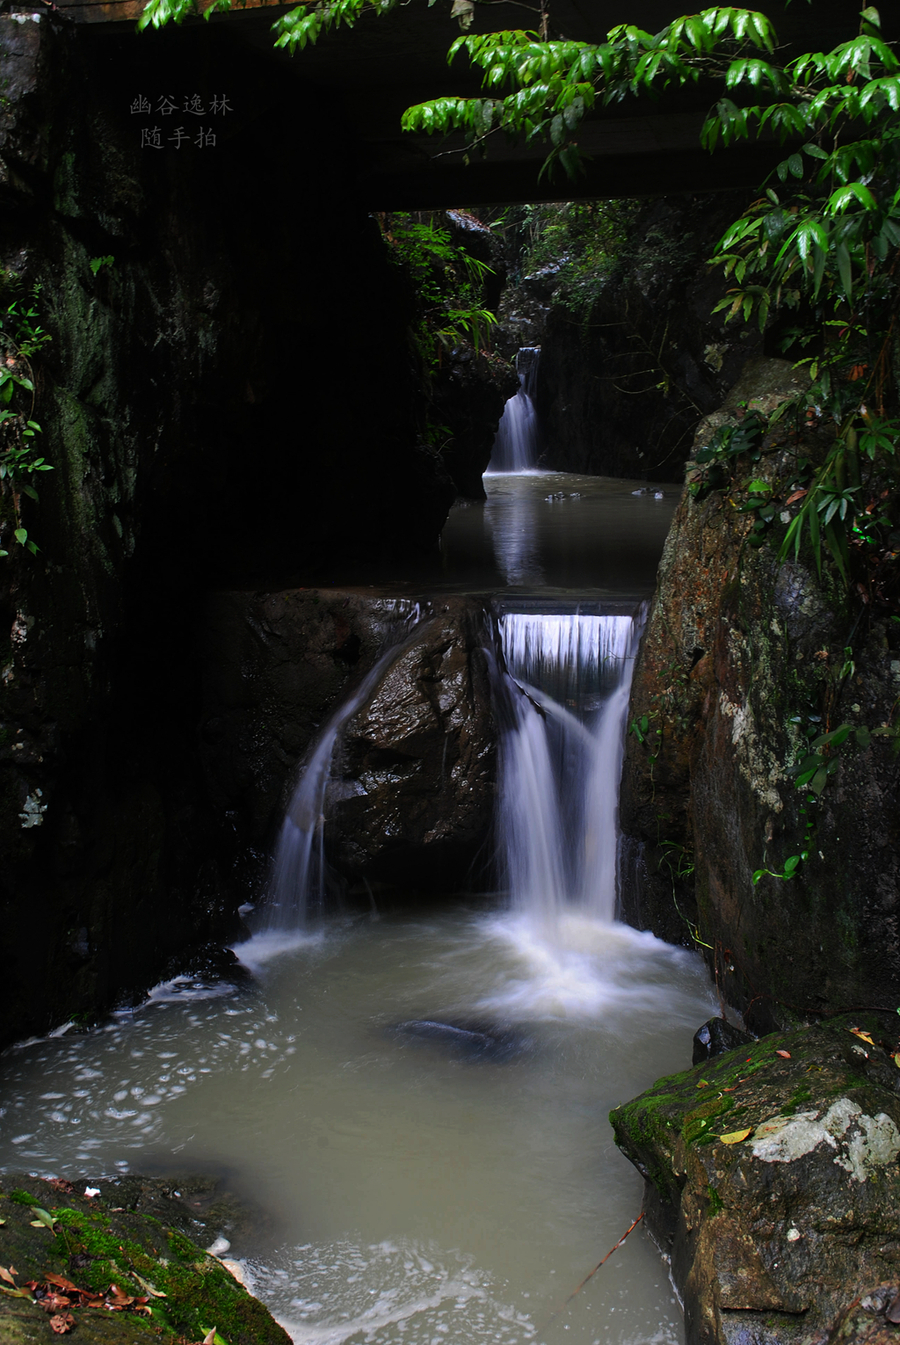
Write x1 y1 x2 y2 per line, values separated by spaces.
1 4 899 1345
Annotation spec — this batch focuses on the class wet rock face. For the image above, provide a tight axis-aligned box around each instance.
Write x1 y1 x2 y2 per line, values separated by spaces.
612 1012 900 1345
692 1017 755 1066
533 194 763 482
331 599 495 890
0 20 459 1046
430 344 518 501
619 357 900 1031
199 589 496 903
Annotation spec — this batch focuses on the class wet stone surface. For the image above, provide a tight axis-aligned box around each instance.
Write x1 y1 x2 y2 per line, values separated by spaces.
611 1011 900 1345
0 1172 289 1344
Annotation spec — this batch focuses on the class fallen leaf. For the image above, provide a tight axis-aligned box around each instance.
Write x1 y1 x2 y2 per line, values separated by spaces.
131 1271 167 1298
785 489 808 506
203 1329 217 1345
850 1028 875 1046
696 1080 710 1088
41 1293 72 1312
29 1206 56 1229
44 1274 79 1295
893 1053 900 1069
49 1313 75 1335
0 1285 35 1301
775 1049 791 1058
0 1267 16 1287
48 1179 75 1194
719 1128 753 1145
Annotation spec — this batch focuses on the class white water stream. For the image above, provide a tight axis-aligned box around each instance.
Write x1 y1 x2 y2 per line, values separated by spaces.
487 348 541 473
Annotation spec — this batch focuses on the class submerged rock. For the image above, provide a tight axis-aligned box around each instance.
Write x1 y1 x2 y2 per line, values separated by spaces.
611 1011 900 1345
392 1018 529 1062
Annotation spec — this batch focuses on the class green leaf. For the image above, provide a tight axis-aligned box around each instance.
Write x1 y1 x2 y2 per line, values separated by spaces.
835 240 853 299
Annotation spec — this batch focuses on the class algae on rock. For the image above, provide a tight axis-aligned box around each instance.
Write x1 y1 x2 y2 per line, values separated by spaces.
612 1012 900 1345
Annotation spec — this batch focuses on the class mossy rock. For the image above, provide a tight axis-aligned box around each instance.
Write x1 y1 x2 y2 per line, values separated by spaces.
0 1175 290 1345
611 1012 900 1345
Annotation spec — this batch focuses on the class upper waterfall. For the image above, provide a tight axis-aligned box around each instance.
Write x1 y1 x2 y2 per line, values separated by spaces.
486 346 541 473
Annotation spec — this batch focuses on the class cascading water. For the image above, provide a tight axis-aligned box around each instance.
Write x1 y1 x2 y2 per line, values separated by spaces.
265 601 426 932
492 607 645 923
0 495 716 1345
486 346 541 473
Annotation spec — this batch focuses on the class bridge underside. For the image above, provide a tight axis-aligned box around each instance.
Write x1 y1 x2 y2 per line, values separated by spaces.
56 0 893 208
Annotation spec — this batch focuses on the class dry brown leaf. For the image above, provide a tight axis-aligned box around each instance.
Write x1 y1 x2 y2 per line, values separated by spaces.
44 1274 78 1294
41 1293 72 1313
719 1128 753 1145
850 1028 875 1046
775 1049 791 1058
203 1329 217 1345
785 489 808 506
0 1267 16 1287
49 1313 75 1335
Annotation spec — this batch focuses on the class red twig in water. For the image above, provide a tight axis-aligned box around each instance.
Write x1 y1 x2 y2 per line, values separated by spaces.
538 1211 645 1337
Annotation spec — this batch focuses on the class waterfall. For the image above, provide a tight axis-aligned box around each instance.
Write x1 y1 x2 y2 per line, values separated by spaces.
492 607 645 923
486 346 541 473
264 603 425 932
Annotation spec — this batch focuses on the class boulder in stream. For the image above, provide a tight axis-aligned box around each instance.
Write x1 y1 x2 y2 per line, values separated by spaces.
612 1011 900 1345
328 597 496 893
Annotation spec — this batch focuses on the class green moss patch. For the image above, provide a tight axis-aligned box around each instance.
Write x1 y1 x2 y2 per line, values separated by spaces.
0 1175 290 1345
610 1010 900 1204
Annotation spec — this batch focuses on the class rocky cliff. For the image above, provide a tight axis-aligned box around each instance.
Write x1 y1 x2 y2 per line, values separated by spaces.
530 194 764 481
620 358 900 1032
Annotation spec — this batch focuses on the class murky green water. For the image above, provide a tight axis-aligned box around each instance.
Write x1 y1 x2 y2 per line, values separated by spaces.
0 468 701 1343
0 911 714 1344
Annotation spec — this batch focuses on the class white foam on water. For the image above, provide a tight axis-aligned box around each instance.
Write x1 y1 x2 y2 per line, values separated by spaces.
233 929 325 976
474 912 711 1024
251 1238 533 1345
146 976 241 1005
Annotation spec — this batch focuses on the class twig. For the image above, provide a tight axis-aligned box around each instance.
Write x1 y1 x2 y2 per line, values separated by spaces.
537 1212 644 1338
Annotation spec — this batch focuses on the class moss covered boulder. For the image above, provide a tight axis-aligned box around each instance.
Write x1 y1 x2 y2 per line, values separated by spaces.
0 1174 289 1344
611 1012 900 1345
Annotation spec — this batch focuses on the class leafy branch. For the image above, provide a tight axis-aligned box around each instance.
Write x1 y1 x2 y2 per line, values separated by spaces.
0 279 53 558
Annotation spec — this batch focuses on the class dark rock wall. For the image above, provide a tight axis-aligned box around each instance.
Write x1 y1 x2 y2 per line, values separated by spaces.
0 16 457 1045
620 359 900 1032
430 345 518 500
533 194 764 482
332 596 495 890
